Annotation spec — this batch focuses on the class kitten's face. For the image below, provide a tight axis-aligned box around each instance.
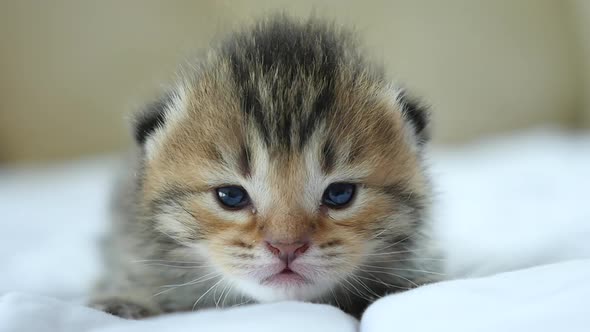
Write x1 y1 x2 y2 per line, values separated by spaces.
137 63 431 304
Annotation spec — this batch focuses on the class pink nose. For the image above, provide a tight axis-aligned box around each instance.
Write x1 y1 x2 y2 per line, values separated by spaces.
265 241 310 265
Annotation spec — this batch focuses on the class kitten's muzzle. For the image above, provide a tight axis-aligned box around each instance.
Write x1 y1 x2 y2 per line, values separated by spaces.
265 241 310 265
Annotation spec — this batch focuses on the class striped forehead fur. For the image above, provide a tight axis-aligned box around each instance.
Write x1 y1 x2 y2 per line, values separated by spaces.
222 16 370 150
133 16 429 162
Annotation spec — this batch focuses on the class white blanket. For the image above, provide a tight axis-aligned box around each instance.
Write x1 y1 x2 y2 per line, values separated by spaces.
0 294 357 332
3 260 589 332
362 259 590 332
1 129 590 331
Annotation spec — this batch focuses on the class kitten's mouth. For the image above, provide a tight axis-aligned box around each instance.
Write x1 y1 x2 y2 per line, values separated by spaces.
261 267 308 286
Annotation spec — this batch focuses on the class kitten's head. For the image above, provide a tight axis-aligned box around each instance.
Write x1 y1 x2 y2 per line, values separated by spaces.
133 17 434 307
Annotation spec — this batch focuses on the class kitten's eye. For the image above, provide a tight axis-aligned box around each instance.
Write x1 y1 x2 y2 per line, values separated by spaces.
322 183 356 209
215 186 250 210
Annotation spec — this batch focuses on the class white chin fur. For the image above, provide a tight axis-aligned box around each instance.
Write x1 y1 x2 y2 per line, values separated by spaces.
234 278 332 303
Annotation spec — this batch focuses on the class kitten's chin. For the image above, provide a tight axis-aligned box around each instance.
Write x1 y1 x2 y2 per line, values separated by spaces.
261 269 308 286
234 276 334 303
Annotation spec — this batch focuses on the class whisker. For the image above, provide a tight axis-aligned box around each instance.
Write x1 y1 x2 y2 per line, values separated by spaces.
329 287 342 310
375 232 418 251
192 278 225 310
230 294 253 308
368 227 389 241
221 283 234 308
134 259 210 264
355 268 420 287
341 278 372 302
345 248 430 257
365 257 445 263
319 254 444 265
139 263 213 269
350 275 381 299
158 271 220 288
337 280 360 303
215 281 232 308
341 283 353 307
354 274 410 291
153 271 221 297
358 264 446 276
156 228 192 247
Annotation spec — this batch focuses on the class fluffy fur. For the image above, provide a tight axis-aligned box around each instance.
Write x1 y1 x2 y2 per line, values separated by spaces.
90 16 441 319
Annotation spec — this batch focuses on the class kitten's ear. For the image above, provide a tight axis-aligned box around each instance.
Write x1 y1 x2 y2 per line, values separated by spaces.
394 89 431 145
132 93 171 145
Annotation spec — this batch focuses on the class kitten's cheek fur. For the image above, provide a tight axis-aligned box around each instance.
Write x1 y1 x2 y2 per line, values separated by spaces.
89 296 162 319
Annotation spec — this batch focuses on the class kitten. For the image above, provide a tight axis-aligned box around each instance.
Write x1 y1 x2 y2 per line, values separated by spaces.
90 15 441 319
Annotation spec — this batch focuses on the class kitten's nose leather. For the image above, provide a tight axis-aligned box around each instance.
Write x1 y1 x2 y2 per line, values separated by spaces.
265 241 310 265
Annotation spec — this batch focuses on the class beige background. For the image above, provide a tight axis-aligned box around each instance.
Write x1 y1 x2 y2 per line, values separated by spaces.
1 1 588 163
572 0 590 125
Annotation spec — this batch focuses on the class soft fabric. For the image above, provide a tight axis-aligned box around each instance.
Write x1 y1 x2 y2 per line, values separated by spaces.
1 128 589 331
362 259 590 332
0 293 357 332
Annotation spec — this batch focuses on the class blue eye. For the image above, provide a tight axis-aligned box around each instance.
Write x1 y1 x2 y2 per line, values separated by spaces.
322 183 356 208
215 186 250 209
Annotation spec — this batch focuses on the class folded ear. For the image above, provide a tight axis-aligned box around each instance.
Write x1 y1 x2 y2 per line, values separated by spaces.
394 89 431 145
132 93 172 145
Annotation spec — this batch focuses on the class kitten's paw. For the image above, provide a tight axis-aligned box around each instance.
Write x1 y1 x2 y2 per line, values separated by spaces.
89 297 161 319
